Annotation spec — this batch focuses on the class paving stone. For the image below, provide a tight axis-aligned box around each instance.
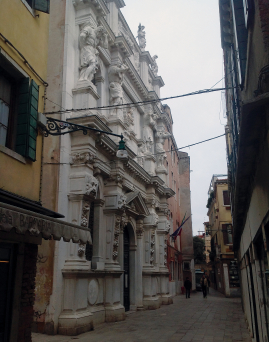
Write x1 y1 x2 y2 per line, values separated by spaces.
32 288 251 342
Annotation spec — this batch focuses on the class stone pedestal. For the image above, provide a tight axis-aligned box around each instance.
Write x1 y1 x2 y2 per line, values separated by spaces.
72 81 100 110
58 276 93 335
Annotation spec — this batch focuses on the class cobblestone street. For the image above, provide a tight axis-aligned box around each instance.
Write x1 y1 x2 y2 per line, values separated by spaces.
32 288 251 342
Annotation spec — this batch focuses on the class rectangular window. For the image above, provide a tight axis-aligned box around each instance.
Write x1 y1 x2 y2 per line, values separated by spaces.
23 0 50 13
0 55 39 161
222 224 233 245
223 190 230 206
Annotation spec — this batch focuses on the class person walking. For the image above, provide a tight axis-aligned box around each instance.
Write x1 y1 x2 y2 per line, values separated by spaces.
200 275 208 298
184 277 192 299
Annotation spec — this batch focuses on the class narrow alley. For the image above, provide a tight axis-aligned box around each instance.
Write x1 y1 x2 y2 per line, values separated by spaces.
32 289 251 342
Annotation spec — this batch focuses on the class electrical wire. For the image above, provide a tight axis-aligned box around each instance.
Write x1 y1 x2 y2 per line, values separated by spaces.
45 97 66 111
43 87 233 115
136 133 226 158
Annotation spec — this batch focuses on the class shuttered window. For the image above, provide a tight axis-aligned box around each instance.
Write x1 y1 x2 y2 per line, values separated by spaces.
15 79 38 161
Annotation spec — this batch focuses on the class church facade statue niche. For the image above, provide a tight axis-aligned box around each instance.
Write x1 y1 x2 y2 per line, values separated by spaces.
137 23 146 51
78 22 108 85
108 63 129 115
151 55 158 76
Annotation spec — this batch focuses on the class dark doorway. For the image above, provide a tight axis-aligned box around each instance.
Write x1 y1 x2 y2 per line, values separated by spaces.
0 243 15 342
124 227 130 311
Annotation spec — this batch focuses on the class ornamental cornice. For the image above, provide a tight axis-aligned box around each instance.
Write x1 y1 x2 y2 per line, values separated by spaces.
124 58 148 98
124 159 151 184
110 36 133 58
118 11 140 51
97 17 116 45
93 159 111 177
105 0 125 9
67 115 113 135
152 75 165 88
73 0 109 17
140 51 154 65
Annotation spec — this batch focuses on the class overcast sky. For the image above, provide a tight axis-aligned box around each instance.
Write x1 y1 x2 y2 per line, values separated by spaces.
121 0 227 235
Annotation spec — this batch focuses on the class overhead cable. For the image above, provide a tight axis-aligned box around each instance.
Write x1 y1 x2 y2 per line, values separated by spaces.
44 87 233 115
137 133 226 158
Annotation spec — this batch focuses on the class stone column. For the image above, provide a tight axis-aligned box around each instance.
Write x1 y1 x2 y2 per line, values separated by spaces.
136 220 144 310
223 263 231 297
106 1 119 36
92 199 105 270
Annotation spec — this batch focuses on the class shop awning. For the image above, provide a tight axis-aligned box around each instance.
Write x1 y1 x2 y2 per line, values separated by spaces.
0 202 92 244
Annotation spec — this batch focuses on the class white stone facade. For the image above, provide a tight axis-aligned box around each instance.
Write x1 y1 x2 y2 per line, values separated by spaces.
39 0 189 335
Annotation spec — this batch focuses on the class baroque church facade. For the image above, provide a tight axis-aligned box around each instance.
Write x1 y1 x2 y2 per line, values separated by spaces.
35 0 194 335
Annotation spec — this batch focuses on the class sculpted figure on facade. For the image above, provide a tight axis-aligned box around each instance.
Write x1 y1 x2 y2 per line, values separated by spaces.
78 22 108 84
151 55 158 76
85 174 99 197
108 63 129 115
155 127 171 153
137 23 146 51
118 194 127 209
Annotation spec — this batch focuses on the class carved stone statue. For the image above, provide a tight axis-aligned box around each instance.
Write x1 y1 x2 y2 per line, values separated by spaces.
151 55 158 76
137 23 146 51
155 127 171 153
78 22 108 84
108 63 129 114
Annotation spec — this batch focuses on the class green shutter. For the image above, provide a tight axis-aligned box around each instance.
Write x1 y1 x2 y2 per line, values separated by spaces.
27 80 38 161
15 79 38 161
33 0 50 13
15 78 30 157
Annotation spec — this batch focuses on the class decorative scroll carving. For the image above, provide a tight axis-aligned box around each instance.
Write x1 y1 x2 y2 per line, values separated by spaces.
112 216 121 260
137 23 146 51
77 201 91 257
121 212 128 232
85 174 99 197
108 63 129 115
164 235 168 266
136 220 144 237
153 213 159 226
78 243 86 257
70 152 95 165
151 55 158 76
78 21 108 84
123 107 134 129
165 220 171 234
150 230 155 264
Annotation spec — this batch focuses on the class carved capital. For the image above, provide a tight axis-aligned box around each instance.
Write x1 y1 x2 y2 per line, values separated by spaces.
136 219 144 237
70 152 95 165
78 243 86 258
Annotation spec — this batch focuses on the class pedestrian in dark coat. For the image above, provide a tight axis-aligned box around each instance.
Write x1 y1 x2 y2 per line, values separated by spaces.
184 277 192 298
200 275 208 298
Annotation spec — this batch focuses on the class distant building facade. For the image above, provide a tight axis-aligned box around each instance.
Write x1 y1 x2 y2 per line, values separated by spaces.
32 0 194 336
206 175 239 297
219 0 269 340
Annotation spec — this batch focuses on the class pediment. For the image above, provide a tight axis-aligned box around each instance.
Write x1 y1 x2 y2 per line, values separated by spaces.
125 191 150 217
